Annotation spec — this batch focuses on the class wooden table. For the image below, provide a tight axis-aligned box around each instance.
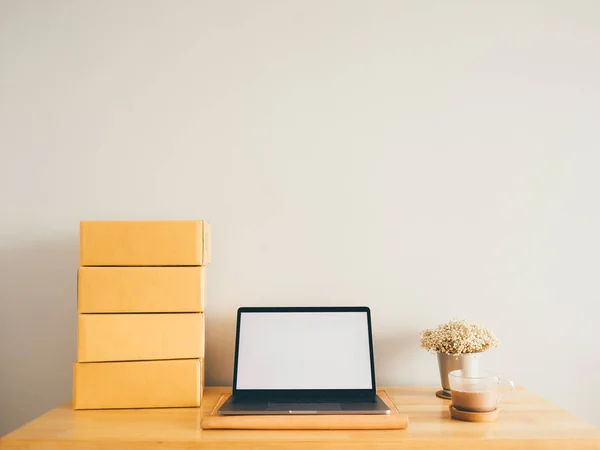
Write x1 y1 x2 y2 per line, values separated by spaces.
1 386 599 449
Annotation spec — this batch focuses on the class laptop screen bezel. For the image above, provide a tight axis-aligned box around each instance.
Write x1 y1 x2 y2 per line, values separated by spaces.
231 306 377 401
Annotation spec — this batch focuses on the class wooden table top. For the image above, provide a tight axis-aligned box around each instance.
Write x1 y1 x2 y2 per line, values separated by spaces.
1 386 599 449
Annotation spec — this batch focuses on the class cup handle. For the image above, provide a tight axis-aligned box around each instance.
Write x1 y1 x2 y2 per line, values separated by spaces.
497 378 515 403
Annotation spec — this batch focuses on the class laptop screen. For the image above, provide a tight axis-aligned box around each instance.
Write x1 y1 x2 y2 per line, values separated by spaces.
235 310 373 390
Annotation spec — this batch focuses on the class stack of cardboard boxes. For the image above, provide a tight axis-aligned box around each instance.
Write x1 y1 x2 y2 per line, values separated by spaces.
73 220 210 409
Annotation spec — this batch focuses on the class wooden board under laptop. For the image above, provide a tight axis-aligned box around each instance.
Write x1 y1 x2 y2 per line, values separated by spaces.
200 390 408 430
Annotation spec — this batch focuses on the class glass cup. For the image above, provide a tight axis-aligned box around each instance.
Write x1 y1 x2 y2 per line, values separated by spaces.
448 369 514 413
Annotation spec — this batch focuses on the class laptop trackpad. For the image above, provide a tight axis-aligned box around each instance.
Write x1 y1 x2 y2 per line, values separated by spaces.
267 403 342 411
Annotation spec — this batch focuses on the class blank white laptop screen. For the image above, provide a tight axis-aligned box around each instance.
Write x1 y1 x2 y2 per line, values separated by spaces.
235 311 373 390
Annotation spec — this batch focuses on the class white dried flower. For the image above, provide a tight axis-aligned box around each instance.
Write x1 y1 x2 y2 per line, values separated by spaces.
420 319 499 355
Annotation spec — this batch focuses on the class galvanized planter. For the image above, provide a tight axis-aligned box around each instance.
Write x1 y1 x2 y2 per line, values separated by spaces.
436 352 481 399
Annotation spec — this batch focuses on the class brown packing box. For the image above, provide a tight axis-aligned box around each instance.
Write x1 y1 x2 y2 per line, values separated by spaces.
73 359 203 410
80 220 211 266
78 266 205 313
77 313 204 362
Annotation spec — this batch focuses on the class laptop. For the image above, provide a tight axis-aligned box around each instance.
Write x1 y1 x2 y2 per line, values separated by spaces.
218 306 390 415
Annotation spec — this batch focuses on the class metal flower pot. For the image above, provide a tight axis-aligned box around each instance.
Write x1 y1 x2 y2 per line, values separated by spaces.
436 352 481 399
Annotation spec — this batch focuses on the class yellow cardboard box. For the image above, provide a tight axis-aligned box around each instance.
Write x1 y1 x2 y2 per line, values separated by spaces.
73 359 203 409
78 266 205 313
78 313 204 362
80 220 211 266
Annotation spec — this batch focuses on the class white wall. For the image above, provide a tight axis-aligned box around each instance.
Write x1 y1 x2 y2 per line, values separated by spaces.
1 0 599 436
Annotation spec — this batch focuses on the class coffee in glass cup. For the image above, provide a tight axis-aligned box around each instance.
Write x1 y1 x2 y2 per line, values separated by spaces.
448 369 514 413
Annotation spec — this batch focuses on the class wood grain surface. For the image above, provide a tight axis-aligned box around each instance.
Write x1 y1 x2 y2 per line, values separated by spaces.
1 386 599 449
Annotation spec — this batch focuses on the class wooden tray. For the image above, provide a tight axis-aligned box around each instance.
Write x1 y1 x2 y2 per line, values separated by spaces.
200 390 408 430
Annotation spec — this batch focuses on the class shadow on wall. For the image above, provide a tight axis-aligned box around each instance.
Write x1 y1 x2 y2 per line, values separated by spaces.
373 329 428 386
0 237 78 437
204 314 238 386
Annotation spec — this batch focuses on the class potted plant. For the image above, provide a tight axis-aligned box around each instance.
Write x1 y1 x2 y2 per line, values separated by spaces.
420 319 499 399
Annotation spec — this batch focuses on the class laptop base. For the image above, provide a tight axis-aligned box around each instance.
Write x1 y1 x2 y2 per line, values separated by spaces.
218 393 391 415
